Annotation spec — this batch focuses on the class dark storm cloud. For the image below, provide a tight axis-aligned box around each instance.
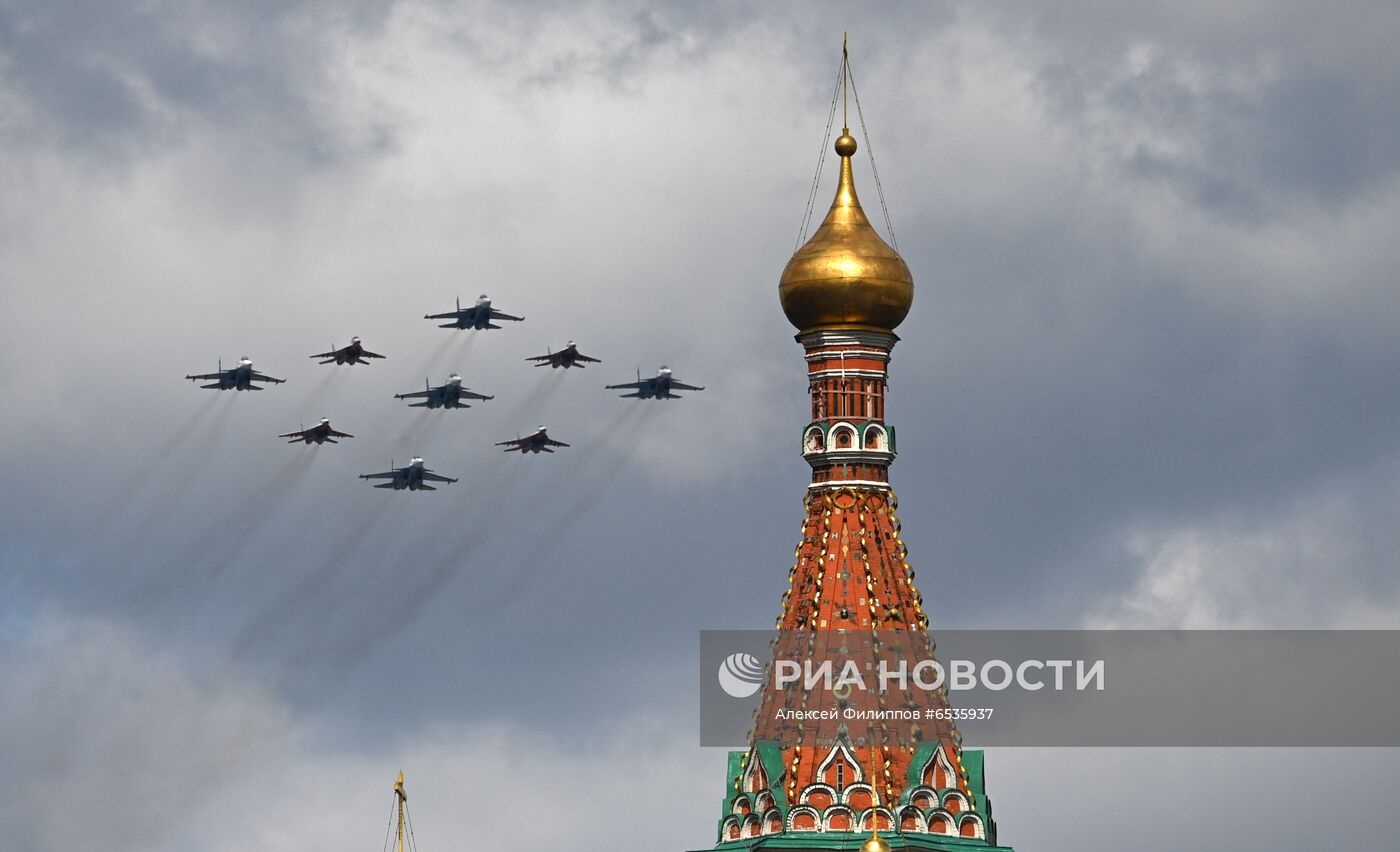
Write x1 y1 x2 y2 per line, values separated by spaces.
2 3 1400 851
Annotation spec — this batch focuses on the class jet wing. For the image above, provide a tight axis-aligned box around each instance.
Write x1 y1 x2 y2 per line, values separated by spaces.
605 380 648 390
488 309 524 321
360 471 397 479
327 428 354 438
669 381 704 391
278 429 310 439
420 471 457 483
574 352 601 363
425 307 478 320
186 372 226 381
525 353 553 362
395 388 435 399
251 372 285 384
545 438 571 447
460 390 494 401
309 347 344 359
359 349 386 359
494 438 523 448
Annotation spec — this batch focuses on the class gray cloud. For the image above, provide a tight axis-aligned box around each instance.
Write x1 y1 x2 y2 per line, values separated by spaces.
3 2 1399 850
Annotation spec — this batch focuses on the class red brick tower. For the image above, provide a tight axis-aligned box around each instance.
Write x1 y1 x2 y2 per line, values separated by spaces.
704 49 1013 852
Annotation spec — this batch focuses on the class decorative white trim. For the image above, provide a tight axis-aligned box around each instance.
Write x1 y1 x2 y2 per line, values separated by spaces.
798 329 899 350
822 805 856 831
807 480 893 491
856 807 896 831
958 814 985 839
815 740 863 784
785 806 822 832
798 782 839 806
918 745 958 791
741 748 768 793
927 812 955 835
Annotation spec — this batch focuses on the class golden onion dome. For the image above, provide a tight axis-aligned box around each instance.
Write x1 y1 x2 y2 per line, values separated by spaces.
779 130 914 333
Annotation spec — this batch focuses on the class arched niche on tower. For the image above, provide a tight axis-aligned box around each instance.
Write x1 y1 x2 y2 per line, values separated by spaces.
862 424 888 451
829 422 857 450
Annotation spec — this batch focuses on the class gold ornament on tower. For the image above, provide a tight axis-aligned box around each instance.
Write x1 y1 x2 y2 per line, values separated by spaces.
779 126 914 333
779 36 914 334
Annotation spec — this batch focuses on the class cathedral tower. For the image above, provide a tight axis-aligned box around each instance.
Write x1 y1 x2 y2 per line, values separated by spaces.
700 47 1015 852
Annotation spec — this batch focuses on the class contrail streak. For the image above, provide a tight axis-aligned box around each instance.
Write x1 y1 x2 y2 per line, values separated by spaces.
297 368 345 415
222 499 389 671
478 403 656 614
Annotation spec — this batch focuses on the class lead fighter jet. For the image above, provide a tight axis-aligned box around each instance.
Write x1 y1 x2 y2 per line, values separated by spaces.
311 337 385 365
605 366 704 399
279 419 354 444
359 457 457 491
185 357 285 390
495 426 570 454
425 294 524 330
394 374 493 409
527 341 601 369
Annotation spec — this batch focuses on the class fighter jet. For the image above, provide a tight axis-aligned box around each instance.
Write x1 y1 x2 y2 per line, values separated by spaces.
394 374 493 409
279 419 354 444
359 457 457 491
495 426 570 454
425 294 524 330
526 341 601 369
606 366 704 399
184 358 285 391
310 337 385 365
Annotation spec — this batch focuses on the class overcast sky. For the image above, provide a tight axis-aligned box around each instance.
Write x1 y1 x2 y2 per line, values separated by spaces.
3 2 1399 850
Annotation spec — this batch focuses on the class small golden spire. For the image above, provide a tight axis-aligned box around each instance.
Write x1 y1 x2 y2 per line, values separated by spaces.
861 747 892 852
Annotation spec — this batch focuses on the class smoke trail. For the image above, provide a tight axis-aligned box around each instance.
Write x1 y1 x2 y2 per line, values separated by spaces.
121 449 319 611
198 450 319 583
296 368 345 416
103 392 240 594
477 403 656 613
497 370 567 433
222 499 390 669
395 407 460 448
104 393 226 528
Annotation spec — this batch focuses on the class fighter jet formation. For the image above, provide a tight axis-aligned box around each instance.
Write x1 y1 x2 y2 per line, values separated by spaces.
527 341 601 369
496 427 570 454
185 358 285 391
425 295 524 330
185 304 704 491
606 366 705 399
359 457 457 491
312 337 385 365
280 419 354 444
394 374 493 409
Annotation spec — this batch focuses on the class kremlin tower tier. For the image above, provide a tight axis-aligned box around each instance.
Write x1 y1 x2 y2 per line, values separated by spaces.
694 54 1015 852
